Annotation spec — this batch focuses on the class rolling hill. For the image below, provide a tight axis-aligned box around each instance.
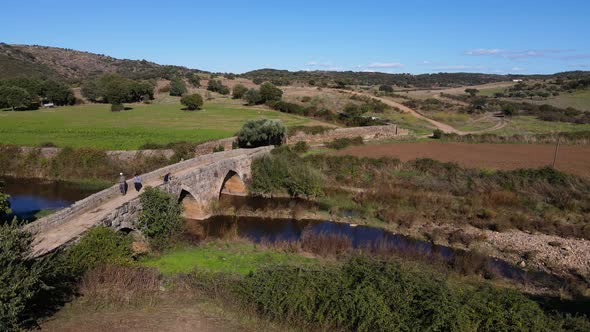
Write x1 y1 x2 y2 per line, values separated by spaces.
0 43 205 82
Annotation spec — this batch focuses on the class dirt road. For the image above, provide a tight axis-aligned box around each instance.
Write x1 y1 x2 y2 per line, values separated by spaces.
337 89 506 135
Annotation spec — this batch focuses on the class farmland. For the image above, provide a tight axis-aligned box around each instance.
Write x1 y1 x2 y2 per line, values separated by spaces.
332 141 590 178
0 102 329 150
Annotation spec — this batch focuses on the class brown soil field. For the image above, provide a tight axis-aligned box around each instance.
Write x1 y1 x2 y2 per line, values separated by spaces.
333 142 590 178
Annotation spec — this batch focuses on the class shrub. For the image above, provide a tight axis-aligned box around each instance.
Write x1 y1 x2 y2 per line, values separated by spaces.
292 141 309 153
110 103 124 112
259 82 283 102
180 93 204 110
250 148 322 198
207 80 230 95
244 88 262 105
169 78 187 96
138 187 183 251
232 84 248 99
237 256 559 331
432 129 443 139
213 144 225 153
326 136 364 150
66 226 133 273
0 222 76 330
237 119 286 148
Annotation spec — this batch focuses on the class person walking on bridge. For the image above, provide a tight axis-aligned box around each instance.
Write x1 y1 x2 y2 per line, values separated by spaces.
119 172 127 195
133 173 143 192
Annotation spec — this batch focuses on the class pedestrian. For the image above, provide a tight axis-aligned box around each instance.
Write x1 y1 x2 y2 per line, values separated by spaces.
119 172 127 195
133 173 143 192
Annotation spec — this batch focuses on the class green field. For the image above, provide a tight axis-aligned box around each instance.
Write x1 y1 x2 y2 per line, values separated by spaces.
0 102 327 150
496 115 590 135
141 241 317 275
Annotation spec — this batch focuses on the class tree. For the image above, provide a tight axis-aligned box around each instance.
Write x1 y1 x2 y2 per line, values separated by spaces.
180 93 204 110
465 88 479 97
0 86 32 110
138 187 182 251
0 185 10 219
187 73 200 87
502 104 516 117
244 88 263 105
43 81 76 106
232 84 248 99
379 85 394 93
169 78 187 97
259 82 283 103
207 80 230 95
237 119 286 148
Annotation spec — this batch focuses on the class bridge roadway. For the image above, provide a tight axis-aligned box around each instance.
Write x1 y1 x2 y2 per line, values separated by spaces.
25 147 272 258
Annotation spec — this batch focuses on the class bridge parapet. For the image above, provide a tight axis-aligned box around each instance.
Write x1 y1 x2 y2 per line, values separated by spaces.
25 147 272 240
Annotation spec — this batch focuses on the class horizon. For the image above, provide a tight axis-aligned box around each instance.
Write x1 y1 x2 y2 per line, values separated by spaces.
2 0 590 75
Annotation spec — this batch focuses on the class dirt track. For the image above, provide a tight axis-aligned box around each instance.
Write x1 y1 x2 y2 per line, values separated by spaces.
334 142 590 178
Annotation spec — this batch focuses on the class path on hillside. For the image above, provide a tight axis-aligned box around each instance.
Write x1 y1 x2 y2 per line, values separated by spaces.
336 89 507 136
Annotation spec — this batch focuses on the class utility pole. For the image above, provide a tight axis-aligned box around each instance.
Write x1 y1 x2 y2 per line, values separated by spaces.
552 137 560 168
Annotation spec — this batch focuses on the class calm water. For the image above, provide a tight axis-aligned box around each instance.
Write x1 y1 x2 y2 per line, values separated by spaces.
1 177 100 222
184 194 579 300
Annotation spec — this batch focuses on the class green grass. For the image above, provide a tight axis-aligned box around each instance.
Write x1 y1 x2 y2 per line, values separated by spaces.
510 89 590 110
380 111 435 136
141 241 317 275
0 102 326 150
496 115 590 135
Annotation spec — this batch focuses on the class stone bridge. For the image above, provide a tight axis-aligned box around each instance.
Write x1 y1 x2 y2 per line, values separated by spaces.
25 147 272 258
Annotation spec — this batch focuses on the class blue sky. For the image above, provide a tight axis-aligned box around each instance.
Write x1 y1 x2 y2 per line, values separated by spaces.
1 0 589 74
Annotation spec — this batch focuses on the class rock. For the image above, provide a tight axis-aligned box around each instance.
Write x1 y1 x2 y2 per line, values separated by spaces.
520 261 526 268
561 246 571 251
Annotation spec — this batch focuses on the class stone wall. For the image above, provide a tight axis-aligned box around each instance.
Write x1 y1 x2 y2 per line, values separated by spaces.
286 125 410 146
194 137 237 156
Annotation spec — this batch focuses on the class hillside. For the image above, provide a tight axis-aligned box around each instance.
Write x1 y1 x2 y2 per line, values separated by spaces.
241 68 590 89
0 43 206 82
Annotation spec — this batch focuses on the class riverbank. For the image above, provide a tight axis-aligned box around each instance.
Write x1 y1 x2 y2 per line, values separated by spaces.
211 194 590 295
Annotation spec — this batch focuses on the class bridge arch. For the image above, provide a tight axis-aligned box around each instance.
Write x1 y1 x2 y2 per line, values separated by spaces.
178 187 202 219
219 170 247 196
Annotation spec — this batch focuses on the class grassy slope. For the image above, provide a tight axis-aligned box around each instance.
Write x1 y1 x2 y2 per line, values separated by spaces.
141 241 317 275
497 116 590 135
0 102 325 150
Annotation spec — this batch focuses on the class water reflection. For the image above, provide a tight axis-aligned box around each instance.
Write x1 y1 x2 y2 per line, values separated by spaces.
1 177 101 222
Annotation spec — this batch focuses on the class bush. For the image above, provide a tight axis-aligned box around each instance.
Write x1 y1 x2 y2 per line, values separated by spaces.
138 187 182 251
1 222 76 330
326 136 364 150
238 256 554 331
180 93 204 110
110 103 124 112
292 141 309 153
432 129 443 139
232 84 248 99
207 80 230 95
237 119 286 148
250 148 322 198
259 82 283 102
244 88 262 105
169 78 187 96
66 226 133 273
212 144 225 153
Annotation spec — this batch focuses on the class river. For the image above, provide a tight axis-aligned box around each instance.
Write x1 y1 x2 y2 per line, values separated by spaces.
0 177 101 222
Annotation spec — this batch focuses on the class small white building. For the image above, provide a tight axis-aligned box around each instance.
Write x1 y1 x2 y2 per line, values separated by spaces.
42 102 55 108
512 79 523 82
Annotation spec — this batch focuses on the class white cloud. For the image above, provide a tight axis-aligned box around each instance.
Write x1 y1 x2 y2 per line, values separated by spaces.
464 48 578 60
432 65 486 70
305 60 334 68
511 67 527 72
365 62 404 69
464 48 504 55
567 63 590 68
